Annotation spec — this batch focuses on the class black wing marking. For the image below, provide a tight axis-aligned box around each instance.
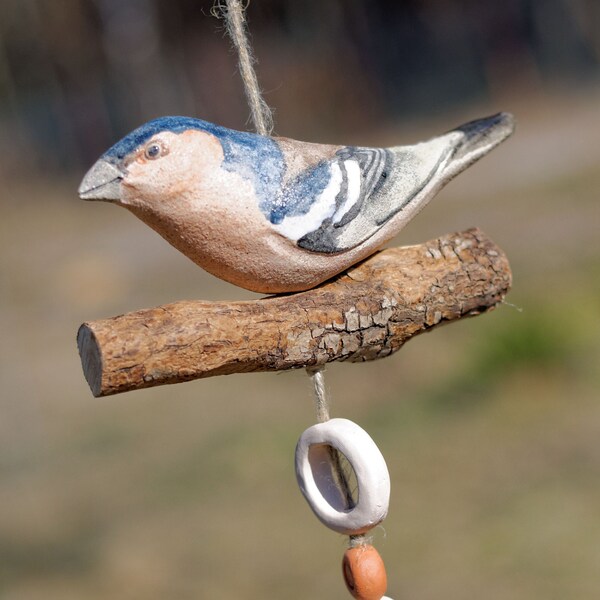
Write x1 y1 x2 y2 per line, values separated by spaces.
297 146 393 253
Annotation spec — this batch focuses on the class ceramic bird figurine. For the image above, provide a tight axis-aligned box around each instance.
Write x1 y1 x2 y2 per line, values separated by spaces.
79 112 514 293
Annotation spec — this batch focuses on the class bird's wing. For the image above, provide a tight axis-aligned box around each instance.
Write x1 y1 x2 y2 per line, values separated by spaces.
269 143 450 254
267 146 398 253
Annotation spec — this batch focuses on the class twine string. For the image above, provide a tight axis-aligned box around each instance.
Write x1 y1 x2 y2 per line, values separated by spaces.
215 0 274 136
307 367 330 423
307 366 356 512
217 0 359 539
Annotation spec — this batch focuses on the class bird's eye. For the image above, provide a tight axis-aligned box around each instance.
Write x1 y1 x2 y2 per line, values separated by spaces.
144 142 166 160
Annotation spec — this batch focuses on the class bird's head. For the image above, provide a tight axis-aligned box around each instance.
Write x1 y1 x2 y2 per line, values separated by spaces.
78 117 238 210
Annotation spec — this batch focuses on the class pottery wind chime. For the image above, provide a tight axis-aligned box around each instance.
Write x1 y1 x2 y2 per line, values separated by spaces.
78 2 514 597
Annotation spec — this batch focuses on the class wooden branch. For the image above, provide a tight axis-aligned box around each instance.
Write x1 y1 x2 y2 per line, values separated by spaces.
77 228 511 397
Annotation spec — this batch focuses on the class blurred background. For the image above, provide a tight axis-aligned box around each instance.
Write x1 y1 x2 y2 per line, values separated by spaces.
1 1 599 598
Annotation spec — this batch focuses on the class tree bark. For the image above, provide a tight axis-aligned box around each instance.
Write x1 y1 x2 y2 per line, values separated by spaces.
77 228 511 397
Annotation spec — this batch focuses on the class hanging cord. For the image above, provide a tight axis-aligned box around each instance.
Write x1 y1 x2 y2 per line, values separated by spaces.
216 0 365 547
213 0 274 136
307 366 330 423
307 367 360 522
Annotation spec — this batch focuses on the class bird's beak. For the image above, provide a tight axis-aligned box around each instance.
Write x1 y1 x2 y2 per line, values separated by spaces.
444 112 515 176
78 159 124 202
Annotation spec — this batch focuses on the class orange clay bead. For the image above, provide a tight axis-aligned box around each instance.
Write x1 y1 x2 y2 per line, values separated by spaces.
342 543 387 600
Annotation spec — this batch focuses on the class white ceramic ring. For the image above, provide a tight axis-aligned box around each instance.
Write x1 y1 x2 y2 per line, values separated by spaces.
295 418 390 535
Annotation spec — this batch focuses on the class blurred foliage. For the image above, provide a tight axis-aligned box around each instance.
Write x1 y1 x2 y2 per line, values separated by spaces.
423 308 573 414
0 0 599 176
476 310 568 373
